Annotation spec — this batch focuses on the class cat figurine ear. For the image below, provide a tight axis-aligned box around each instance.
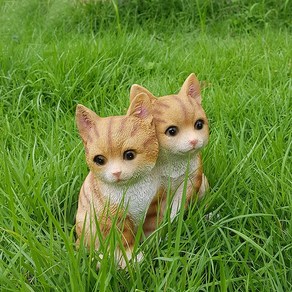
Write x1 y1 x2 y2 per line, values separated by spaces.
130 84 156 103
127 92 153 122
76 104 100 145
179 73 202 104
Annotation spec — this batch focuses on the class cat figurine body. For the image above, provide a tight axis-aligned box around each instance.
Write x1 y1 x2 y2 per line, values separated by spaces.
130 74 209 236
75 93 164 267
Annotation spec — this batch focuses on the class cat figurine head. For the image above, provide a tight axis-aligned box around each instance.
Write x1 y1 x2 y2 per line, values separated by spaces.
76 93 158 185
130 73 209 158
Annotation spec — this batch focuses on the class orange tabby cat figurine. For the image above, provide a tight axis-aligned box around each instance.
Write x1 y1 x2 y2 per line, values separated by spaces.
75 93 164 268
130 73 209 236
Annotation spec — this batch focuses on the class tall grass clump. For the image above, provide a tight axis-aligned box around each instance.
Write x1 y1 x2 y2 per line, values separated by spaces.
0 0 291 290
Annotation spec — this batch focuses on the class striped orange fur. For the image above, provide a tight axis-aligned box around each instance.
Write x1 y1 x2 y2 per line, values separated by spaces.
75 93 163 268
130 73 210 236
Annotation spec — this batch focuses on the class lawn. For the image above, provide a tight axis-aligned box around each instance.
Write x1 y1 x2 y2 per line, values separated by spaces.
0 0 291 291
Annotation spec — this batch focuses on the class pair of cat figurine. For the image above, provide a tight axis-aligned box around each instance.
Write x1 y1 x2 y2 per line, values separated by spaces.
75 73 209 268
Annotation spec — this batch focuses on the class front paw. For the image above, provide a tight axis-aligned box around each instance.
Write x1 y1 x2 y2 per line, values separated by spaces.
198 173 209 199
95 252 104 270
116 249 143 269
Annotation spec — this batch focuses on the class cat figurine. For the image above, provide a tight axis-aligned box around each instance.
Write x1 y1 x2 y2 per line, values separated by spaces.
75 93 164 268
130 73 209 236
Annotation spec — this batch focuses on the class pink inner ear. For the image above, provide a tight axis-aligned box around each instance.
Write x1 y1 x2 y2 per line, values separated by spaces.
81 112 93 129
140 106 148 118
189 84 196 97
137 104 148 118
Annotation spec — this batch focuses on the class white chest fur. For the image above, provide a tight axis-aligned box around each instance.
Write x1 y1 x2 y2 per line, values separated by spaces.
157 152 200 189
99 172 161 224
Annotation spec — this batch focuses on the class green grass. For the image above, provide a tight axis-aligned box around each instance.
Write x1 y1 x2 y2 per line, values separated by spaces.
0 0 291 291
